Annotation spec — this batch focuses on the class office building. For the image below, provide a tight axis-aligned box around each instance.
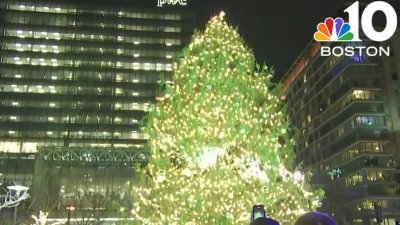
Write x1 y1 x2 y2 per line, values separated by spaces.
281 31 400 224
0 0 193 217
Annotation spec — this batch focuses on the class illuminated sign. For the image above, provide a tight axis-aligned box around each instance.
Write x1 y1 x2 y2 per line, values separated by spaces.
157 0 187 7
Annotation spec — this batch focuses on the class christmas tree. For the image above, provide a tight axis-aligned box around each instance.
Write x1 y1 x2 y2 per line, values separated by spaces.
132 12 323 225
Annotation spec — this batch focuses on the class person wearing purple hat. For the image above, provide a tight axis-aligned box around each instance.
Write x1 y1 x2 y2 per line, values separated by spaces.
294 211 338 225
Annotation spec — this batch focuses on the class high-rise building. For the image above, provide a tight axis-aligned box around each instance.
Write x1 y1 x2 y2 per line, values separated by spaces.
0 0 194 217
281 31 400 225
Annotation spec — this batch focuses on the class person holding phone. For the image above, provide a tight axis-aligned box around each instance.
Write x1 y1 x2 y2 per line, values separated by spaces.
250 205 280 225
251 217 280 225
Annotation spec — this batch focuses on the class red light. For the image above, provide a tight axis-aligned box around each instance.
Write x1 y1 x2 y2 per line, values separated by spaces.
66 204 75 211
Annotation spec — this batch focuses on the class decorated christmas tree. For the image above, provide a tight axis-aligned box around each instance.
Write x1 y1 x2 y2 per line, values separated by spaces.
132 12 323 225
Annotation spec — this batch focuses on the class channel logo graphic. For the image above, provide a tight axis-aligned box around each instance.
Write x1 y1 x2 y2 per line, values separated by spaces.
315 1 397 57
314 18 353 41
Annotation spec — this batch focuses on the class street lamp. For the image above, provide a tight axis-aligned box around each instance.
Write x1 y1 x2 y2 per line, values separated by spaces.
0 184 30 225
66 204 75 225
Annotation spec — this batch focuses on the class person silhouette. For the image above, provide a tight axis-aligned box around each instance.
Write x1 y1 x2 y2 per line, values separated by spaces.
294 211 337 225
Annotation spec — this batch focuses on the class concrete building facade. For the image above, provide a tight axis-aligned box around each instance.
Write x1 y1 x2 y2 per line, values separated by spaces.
0 0 193 219
281 31 400 225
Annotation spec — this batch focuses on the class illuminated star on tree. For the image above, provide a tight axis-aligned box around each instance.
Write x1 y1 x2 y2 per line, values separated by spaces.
132 12 323 225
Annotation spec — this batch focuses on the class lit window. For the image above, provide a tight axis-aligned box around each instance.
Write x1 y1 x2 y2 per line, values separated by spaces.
55 7 61 11
132 79 139 83
132 92 139 96
115 88 123 95
15 43 21 47
132 103 139 109
15 74 22 78
134 41 140 45
41 32 47 35
51 59 57 62
47 131 53 135
43 7 49 10
10 116 17 120
166 42 172 46
19 5 25 8
48 117 54 121
133 53 140 58
166 55 173 59
9 131 15 134
49 103 56 107
116 75 122 82
11 102 19 106
17 30 23 34
14 57 20 61
52 46 58 49
51 76 57 80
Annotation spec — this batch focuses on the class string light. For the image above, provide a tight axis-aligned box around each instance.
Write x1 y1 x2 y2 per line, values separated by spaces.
132 12 323 225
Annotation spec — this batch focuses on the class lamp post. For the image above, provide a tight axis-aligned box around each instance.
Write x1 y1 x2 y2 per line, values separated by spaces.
66 204 75 225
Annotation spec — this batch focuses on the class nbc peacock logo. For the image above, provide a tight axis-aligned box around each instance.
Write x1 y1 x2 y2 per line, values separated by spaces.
314 17 354 41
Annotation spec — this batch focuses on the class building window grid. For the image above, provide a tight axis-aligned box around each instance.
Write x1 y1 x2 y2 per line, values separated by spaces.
322 142 386 172
5 29 182 46
302 89 383 146
343 169 395 187
0 69 162 84
9 4 182 21
355 199 399 212
0 4 187 153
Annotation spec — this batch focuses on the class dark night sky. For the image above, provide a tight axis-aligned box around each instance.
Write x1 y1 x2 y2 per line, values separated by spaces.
186 0 349 80
183 0 400 81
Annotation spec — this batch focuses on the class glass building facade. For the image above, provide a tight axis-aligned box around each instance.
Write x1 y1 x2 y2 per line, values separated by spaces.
0 0 193 216
281 32 400 225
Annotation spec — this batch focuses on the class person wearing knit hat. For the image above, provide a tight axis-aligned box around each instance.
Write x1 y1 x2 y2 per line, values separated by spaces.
294 211 337 225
